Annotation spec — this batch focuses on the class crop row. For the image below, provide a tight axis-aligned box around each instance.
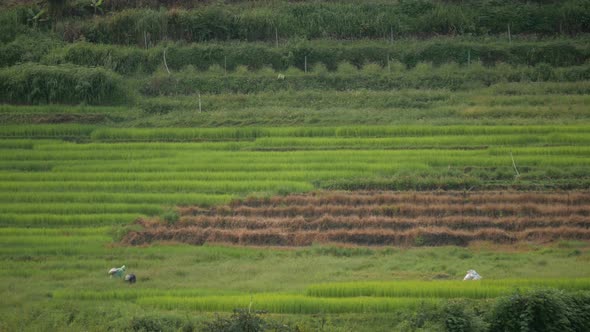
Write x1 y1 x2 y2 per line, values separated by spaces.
2 150 589 169
201 203 590 218
176 216 590 232
305 279 590 299
136 295 438 314
0 192 232 206
0 235 111 247
2 125 588 140
85 125 590 141
18 136 590 151
0 181 315 194
0 125 97 139
0 203 161 215
7 141 577 154
0 170 371 182
231 191 590 207
0 150 174 161
0 227 111 236
2 151 587 169
0 231 117 256
50 278 590 302
0 213 145 227
123 225 590 247
247 135 590 149
123 190 590 246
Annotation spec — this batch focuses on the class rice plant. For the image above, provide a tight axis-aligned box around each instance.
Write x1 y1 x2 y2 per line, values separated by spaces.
0 213 144 227
306 279 590 299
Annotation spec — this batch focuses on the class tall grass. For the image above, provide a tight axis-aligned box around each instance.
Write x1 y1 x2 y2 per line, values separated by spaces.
63 2 590 45
0 105 130 114
0 125 97 138
137 294 440 314
142 63 590 95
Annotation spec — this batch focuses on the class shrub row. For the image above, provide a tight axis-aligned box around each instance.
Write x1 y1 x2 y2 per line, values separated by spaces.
141 63 590 95
44 1 590 45
0 63 131 105
0 34 63 68
36 38 590 75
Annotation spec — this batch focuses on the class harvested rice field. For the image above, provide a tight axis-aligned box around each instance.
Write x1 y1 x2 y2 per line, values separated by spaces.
125 191 590 246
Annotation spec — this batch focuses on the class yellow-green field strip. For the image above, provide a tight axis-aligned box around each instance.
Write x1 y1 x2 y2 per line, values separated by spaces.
49 279 590 314
306 279 590 298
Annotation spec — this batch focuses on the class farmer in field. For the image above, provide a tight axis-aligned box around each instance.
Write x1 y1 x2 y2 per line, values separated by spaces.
463 269 481 280
108 265 126 278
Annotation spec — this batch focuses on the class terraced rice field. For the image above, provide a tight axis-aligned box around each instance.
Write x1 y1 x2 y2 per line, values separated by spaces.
1 125 589 230
0 103 589 330
2 0 590 329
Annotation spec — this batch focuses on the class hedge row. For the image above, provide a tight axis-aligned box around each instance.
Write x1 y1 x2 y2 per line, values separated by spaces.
12 0 590 45
141 63 590 95
37 39 590 75
0 64 131 105
3 62 585 106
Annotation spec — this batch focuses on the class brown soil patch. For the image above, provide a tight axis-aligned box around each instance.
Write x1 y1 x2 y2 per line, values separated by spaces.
122 191 590 247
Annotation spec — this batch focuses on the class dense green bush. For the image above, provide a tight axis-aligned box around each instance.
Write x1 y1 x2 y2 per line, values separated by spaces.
0 9 22 43
0 64 131 105
443 301 488 332
140 63 590 95
160 209 179 225
40 1 590 46
202 308 295 332
7 1 590 44
129 314 194 332
42 42 161 74
0 34 63 68
489 289 590 332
